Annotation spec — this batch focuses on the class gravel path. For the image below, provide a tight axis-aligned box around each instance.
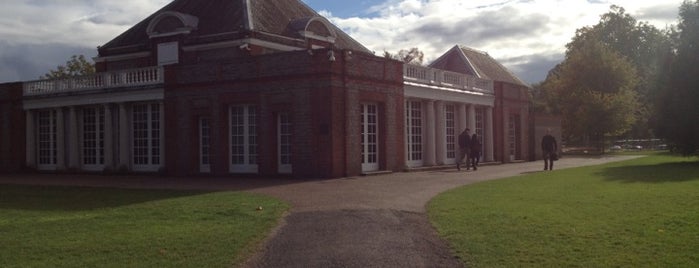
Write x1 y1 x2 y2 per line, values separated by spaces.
0 156 640 267
241 155 639 267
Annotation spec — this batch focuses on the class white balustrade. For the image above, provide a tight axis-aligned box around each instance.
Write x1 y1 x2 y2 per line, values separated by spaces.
23 67 163 96
403 64 494 94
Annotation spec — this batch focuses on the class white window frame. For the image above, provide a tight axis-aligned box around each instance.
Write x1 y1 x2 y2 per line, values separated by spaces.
277 113 292 174
475 107 485 160
445 104 456 164
229 105 258 174
199 117 211 173
132 103 162 172
82 106 105 171
36 109 57 170
508 114 516 161
361 103 380 172
405 100 424 167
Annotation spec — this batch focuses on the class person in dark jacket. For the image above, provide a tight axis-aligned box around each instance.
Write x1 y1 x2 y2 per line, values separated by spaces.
470 133 481 170
541 129 558 170
456 128 471 171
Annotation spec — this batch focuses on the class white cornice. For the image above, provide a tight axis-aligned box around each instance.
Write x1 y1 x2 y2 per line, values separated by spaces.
181 38 304 52
23 88 164 110
93 52 151 63
404 82 494 107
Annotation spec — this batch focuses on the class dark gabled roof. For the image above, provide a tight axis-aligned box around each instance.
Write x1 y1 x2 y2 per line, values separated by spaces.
99 0 369 55
430 45 529 88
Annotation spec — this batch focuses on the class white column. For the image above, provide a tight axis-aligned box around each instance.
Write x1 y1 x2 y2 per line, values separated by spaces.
520 107 528 161
118 103 129 169
25 110 35 168
55 108 65 169
68 106 79 169
424 100 436 166
435 101 446 165
503 107 510 163
458 103 467 133
159 102 165 168
103 104 113 170
468 104 476 132
486 107 494 162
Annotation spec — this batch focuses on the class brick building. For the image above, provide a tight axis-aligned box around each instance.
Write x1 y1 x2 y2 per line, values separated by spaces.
0 0 532 178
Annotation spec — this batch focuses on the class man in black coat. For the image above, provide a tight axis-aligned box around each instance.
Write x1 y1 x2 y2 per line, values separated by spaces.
541 129 558 170
470 133 481 171
457 128 471 171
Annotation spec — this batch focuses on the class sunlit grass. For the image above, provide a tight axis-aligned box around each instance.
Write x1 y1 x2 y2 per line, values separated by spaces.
429 154 699 267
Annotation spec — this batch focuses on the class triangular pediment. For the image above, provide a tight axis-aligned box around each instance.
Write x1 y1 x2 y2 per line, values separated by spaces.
430 45 529 87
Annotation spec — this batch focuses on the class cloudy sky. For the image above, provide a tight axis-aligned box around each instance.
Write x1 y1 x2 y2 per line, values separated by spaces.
0 0 684 84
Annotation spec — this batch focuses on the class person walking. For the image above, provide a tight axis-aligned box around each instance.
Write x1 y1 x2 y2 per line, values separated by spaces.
457 128 471 171
470 133 481 170
541 129 558 170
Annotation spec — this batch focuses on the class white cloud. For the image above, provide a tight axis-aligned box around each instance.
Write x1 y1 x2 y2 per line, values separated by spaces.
0 0 168 47
326 0 683 83
0 0 685 83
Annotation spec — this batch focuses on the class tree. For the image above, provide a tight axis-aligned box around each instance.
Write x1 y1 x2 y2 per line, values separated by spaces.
383 47 424 65
565 6 670 139
41 54 95 79
541 38 639 150
655 0 699 155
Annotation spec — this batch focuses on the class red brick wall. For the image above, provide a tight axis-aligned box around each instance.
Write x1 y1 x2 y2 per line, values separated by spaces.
0 82 25 172
163 49 403 178
494 81 531 163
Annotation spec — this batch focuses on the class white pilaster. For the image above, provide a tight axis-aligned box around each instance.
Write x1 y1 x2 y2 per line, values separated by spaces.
458 103 467 133
55 108 65 169
25 110 35 168
118 103 129 169
435 101 446 165
424 100 436 166
468 104 476 133
103 104 113 170
68 106 79 169
486 107 494 162
159 102 165 168
503 107 510 163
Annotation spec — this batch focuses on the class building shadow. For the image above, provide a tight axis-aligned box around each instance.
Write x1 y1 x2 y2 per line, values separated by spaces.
0 173 313 211
596 160 699 183
0 184 209 211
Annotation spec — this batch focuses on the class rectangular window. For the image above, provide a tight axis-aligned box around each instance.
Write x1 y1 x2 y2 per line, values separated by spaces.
508 114 516 161
83 106 105 170
406 100 423 166
361 103 379 172
445 104 456 159
230 105 258 173
37 110 57 168
278 113 292 174
475 107 485 157
132 103 161 171
200 117 211 173
157 42 179 66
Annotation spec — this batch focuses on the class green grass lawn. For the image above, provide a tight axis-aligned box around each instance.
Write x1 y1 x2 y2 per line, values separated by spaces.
0 185 288 267
428 154 699 267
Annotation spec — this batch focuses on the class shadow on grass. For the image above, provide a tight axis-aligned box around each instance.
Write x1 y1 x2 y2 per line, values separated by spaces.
0 184 208 211
597 161 699 183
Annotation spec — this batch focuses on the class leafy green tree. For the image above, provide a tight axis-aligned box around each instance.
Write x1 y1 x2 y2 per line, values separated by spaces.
41 54 95 79
541 38 639 150
656 0 699 155
564 6 670 139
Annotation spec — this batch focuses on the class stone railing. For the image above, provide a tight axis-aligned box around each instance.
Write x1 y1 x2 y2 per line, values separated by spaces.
403 64 494 94
23 67 163 96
